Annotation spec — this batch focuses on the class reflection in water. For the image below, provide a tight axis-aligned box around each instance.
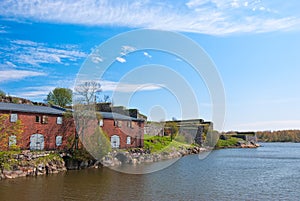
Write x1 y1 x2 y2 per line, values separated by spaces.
110 158 179 174
1 143 300 201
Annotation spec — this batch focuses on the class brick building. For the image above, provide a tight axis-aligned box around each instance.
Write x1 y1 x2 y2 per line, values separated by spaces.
99 112 144 149
0 102 75 151
0 102 145 151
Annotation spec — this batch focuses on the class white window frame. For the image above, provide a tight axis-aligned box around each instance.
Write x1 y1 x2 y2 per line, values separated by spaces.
126 136 131 145
127 121 132 128
56 136 63 146
10 113 18 122
9 135 17 147
99 119 103 127
57 116 63 124
42 115 48 124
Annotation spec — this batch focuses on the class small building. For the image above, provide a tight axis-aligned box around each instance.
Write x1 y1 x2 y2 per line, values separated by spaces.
0 102 74 151
98 112 144 149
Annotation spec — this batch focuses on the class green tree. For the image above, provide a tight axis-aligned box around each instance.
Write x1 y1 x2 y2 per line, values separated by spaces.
164 122 179 141
0 90 6 97
74 81 102 104
46 88 72 107
84 127 111 160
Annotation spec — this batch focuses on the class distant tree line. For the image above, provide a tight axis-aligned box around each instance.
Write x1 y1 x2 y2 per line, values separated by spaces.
256 130 300 142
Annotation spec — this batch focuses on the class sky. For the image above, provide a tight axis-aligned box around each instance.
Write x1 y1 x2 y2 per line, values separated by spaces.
0 0 300 132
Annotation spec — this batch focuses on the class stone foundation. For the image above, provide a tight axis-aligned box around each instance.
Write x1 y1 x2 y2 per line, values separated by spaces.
0 151 66 180
99 146 207 167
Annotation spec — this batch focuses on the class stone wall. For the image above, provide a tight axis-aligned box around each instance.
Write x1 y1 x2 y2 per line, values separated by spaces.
99 146 207 167
0 151 66 180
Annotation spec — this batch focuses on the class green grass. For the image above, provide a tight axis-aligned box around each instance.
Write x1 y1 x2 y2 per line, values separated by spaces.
216 137 244 148
144 135 193 153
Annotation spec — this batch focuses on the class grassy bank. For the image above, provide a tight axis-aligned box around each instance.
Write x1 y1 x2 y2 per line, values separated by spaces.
144 134 195 153
215 137 244 148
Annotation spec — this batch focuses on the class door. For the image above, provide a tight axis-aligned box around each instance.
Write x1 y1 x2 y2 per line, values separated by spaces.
30 134 45 150
111 135 120 148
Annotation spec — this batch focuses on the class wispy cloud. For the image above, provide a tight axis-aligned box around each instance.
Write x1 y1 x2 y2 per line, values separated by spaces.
0 0 299 35
12 86 56 102
143 52 152 58
0 70 47 82
116 57 126 63
120 45 136 56
4 39 87 66
0 25 7 33
101 80 162 93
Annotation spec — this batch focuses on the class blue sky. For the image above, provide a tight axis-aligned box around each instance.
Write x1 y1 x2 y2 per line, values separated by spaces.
0 0 300 131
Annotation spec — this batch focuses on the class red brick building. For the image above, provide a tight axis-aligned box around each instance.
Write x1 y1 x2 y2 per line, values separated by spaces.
0 102 74 151
0 102 144 151
99 112 144 149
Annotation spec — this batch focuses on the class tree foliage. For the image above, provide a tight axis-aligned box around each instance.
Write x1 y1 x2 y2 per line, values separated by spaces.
74 81 102 104
256 130 300 142
0 90 6 97
0 114 24 151
164 122 179 141
84 127 111 160
46 88 72 107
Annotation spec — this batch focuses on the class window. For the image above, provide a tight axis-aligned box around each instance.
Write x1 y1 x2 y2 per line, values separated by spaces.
126 136 131 145
9 135 17 147
56 136 62 146
99 119 103 127
42 115 48 124
35 116 41 123
127 121 132 128
57 116 63 124
30 134 44 150
114 120 121 127
111 135 120 148
10 114 18 122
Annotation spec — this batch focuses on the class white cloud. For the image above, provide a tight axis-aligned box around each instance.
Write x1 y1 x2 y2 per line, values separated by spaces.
11 39 42 46
101 80 162 93
0 70 47 82
143 52 152 58
230 0 240 8
116 57 126 63
0 25 7 33
2 39 87 67
5 61 16 67
121 45 136 56
16 86 55 97
91 55 103 63
0 0 299 35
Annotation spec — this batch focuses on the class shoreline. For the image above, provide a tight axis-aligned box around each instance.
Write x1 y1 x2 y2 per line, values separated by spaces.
98 146 209 168
0 143 260 180
0 146 207 180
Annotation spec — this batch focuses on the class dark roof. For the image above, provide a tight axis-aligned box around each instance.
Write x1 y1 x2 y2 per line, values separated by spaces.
0 102 64 115
99 112 144 122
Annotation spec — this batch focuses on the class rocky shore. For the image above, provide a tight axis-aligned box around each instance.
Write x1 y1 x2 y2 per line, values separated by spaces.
217 142 260 149
0 151 66 180
1 146 208 180
99 146 208 167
